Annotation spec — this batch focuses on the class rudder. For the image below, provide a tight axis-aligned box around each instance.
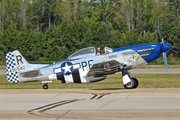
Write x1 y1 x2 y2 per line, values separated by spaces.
6 50 29 83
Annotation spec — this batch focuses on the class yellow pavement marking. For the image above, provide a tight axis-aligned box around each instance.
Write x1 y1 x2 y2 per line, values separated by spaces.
91 93 110 99
7 93 110 118
28 99 82 118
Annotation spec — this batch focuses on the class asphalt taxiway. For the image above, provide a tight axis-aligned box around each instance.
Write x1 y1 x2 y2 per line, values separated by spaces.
0 68 180 119
129 68 180 74
0 88 180 120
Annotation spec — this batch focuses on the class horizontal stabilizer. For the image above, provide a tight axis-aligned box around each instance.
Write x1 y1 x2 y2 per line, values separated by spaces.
20 69 40 77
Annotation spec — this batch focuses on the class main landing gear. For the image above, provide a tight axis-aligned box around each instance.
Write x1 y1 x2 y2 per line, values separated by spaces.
121 67 139 89
124 77 139 89
43 84 48 90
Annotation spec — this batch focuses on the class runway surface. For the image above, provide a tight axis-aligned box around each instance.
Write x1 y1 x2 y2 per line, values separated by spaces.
1 88 180 120
129 68 180 73
0 69 5 74
0 68 180 119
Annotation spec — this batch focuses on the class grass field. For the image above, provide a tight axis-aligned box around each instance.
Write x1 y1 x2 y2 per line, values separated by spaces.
0 74 180 89
1 65 180 70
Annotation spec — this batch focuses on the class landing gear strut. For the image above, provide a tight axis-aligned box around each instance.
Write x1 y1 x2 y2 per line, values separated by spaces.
43 84 48 90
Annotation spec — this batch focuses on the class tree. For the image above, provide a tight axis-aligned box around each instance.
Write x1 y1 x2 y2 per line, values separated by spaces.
121 1 134 33
56 0 73 24
1 0 180 63
152 0 166 31
0 0 6 34
42 0 57 28
166 0 180 25
20 0 30 27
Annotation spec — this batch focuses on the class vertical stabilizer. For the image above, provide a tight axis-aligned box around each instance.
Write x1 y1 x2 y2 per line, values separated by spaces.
6 50 30 83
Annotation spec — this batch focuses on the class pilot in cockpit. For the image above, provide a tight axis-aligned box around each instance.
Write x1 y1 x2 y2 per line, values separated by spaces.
96 47 102 55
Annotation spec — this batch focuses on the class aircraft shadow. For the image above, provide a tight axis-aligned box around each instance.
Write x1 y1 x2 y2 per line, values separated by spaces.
91 88 125 90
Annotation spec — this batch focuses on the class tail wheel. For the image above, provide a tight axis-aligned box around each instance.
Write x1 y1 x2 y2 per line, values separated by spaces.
124 77 139 89
43 84 48 90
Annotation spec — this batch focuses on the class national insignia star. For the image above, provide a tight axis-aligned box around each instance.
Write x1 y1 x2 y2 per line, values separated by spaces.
62 63 72 74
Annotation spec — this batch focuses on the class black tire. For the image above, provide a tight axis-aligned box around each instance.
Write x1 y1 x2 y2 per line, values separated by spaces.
43 84 48 90
124 77 139 89
131 77 139 89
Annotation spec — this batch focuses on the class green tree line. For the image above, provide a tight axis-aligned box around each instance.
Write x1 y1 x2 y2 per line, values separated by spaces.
0 0 180 64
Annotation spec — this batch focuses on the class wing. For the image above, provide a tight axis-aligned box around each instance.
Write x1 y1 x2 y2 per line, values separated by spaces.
86 60 133 76
19 69 40 77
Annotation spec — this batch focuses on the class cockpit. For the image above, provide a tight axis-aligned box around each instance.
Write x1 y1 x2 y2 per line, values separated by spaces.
66 47 96 60
104 46 113 54
66 46 113 60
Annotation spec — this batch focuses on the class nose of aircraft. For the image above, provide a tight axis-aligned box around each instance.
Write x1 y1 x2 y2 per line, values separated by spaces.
163 43 172 53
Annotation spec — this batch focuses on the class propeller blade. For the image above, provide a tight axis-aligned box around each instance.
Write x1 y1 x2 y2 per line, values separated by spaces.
161 37 164 43
160 24 169 73
163 52 168 73
159 26 164 43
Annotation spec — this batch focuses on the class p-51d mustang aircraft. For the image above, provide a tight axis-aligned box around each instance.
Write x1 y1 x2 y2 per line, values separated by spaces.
6 33 171 90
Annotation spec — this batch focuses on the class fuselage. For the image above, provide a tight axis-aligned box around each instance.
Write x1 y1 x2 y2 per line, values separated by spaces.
38 43 171 83
5 42 172 90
